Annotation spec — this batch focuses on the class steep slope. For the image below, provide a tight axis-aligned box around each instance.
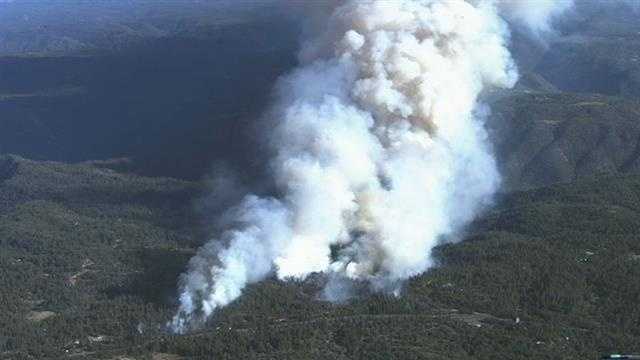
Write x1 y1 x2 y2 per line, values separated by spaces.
489 92 640 190
537 38 640 98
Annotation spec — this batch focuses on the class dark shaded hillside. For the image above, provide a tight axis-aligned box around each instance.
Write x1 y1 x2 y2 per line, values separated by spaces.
489 92 640 190
0 15 299 181
537 38 640 98
1 156 639 359
530 1 640 98
503 1 640 99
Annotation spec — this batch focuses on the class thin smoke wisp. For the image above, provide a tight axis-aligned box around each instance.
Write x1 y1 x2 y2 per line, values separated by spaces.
170 0 572 333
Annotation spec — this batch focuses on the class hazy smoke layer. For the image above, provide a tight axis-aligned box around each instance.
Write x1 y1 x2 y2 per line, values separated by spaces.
171 0 570 333
499 0 573 36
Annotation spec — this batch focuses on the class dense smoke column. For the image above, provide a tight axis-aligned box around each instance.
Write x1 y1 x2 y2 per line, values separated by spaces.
171 0 571 333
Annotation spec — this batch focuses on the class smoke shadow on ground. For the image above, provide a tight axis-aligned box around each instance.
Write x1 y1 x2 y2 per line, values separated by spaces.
104 248 195 306
0 16 300 182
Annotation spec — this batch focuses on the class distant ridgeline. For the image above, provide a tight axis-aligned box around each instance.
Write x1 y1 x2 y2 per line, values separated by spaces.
0 1 290 56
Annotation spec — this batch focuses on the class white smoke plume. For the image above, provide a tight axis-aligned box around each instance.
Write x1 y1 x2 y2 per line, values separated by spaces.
170 0 572 333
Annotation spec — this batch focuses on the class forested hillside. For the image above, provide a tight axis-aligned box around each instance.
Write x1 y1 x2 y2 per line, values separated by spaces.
490 92 640 190
1 155 639 359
